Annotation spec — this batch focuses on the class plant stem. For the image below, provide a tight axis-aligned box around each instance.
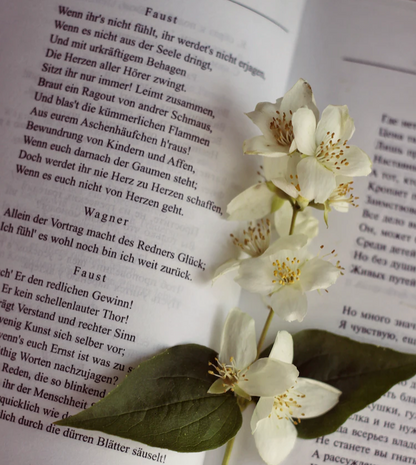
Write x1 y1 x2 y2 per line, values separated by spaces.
257 307 274 358
221 398 251 465
222 203 300 465
289 204 299 236
256 204 298 358
221 436 236 465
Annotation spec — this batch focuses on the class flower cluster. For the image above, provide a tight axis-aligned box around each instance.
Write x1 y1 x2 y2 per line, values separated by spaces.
242 79 372 220
209 309 341 465
209 80 371 465
208 308 298 400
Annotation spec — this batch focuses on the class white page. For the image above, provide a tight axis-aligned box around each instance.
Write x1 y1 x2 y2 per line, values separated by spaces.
0 0 302 463
226 0 307 35
206 1 416 464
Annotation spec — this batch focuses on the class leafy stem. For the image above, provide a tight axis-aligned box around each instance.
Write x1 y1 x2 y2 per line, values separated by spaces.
289 202 300 236
221 437 236 465
257 203 298 357
256 306 274 358
222 203 299 465
222 398 251 465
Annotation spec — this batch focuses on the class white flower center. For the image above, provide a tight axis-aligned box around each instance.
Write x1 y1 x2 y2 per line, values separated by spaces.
209 357 248 390
271 384 306 425
231 219 271 257
270 111 294 147
315 132 350 171
272 257 301 286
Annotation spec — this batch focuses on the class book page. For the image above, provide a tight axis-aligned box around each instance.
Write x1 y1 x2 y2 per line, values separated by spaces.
205 1 416 464
0 0 301 463
226 0 307 35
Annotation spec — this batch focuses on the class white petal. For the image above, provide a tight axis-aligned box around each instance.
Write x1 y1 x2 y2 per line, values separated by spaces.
233 383 252 401
263 156 288 180
292 107 317 156
255 99 282 116
265 233 308 257
212 258 241 282
243 358 299 397
301 257 340 292
280 79 319 121
250 397 275 432
253 414 297 465
297 157 336 203
331 201 350 212
272 177 300 199
338 106 355 141
296 378 341 418
316 105 355 144
208 378 229 395
295 211 319 239
333 145 372 177
236 255 276 295
246 102 281 141
244 135 289 157
270 286 308 322
227 183 276 221
219 308 257 370
269 331 294 364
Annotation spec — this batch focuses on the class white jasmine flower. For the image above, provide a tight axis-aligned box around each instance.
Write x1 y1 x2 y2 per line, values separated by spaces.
244 79 319 157
251 331 341 465
271 152 311 207
323 176 359 225
214 207 318 282
213 219 272 282
236 235 341 322
291 105 372 202
208 308 298 400
326 176 359 212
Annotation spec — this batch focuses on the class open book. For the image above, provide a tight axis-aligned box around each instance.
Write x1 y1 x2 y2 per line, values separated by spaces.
1 0 416 464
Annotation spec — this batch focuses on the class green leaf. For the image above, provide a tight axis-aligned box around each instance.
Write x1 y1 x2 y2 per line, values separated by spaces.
56 344 242 452
292 330 416 439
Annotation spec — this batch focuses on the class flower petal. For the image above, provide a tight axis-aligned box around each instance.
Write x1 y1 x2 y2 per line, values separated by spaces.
243 358 298 397
270 286 308 322
292 107 317 156
236 255 276 295
227 182 276 221
269 331 294 364
244 135 290 157
233 383 252 401
265 233 308 257
297 157 336 203
263 156 288 180
253 414 297 465
272 177 300 199
280 79 319 121
218 308 257 370
331 201 350 212
250 397 274 432
331 145 372 177
316 105 354 144
212 258 241 282
300 257 340 292
245 102 281 142
208 378 229 395
296 378 341 418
